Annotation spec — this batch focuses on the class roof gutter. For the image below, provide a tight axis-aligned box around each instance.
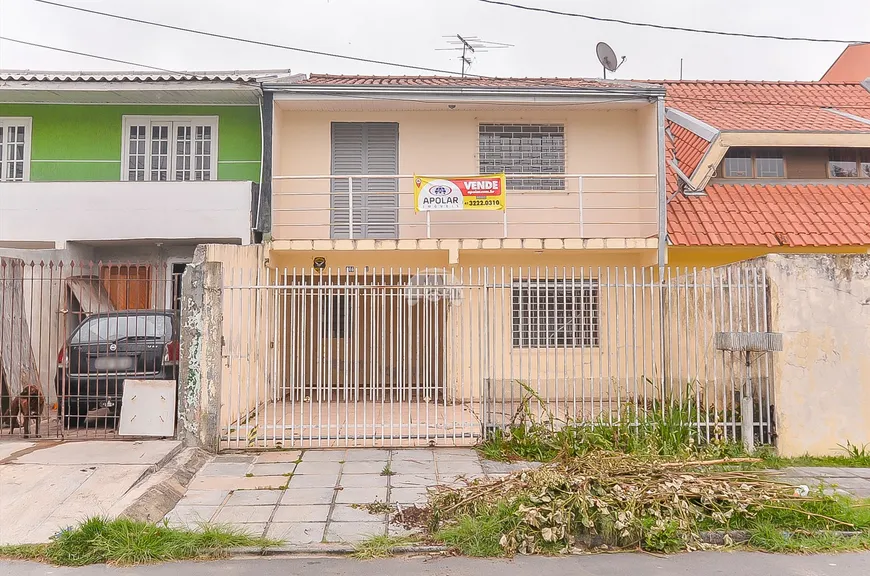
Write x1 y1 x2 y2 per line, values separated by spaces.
265 84 666 100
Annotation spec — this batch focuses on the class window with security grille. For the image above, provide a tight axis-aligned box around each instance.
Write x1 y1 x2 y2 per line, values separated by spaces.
512 280 599 347
123 116 217 181
0 117 32 182
479 124 565 190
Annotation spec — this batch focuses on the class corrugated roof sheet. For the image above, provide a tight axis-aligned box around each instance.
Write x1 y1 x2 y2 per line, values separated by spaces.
0 69 296 83
667 182 870 247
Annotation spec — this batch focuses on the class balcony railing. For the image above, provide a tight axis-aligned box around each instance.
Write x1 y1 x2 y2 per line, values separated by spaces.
272 174 658 241
0 180 255 248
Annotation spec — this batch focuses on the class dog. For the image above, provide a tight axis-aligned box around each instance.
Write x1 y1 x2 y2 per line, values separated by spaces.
1 385 46 438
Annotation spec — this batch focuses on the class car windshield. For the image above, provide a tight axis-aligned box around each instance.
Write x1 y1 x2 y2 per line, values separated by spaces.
70 315 172 345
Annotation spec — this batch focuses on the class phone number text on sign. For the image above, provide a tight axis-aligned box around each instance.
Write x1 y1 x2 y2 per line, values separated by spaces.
413 174 506 212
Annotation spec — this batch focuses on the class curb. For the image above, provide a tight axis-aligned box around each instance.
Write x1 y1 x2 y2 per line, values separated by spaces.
111 446 210 523
227 544 450 557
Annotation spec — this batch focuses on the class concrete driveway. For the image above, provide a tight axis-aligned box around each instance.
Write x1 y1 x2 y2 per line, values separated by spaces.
0 440 181 545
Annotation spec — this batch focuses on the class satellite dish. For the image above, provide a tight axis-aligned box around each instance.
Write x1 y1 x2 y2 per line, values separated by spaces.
596 42 626 79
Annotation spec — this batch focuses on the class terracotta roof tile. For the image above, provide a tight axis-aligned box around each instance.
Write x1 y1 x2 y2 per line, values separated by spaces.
302 74 661 91
668 122 711 178
667 182 870 247
664 81 870 132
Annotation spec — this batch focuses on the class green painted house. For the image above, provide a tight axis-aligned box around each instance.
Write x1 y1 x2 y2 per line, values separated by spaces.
0 71 298 258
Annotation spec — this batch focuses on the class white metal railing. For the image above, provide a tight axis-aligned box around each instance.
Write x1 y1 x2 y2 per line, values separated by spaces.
271 174 658 241
219 263 774 449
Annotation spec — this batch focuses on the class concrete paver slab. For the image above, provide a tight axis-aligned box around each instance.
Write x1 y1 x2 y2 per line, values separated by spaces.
437 462 485 476
343 449 391 462
339 473 390 488
188 475 289 491
14 440 180 466
324 521 385 543
389 487 429 505
272 504 330 523
225 489 283 506
390 460 437 475
434 448 482 460
785 466 857 478
391 449 435 462
267 522 325 544
250 463 297 476
287 474 338 489
342 460 389 475
331 504 384 523
177 490 230 506
256 451 302 463
298 450 346 462
211 455 256 464
390 473 438 488
826 477 870 497
335 486 388 504
213 505 275 524
198 462 253 477
845 468 870 479
234 523 268 537
165 506 218 525
280 488 337 506
294 461 343 475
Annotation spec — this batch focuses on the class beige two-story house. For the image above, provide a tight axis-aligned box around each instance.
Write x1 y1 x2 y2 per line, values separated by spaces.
218 75 668 447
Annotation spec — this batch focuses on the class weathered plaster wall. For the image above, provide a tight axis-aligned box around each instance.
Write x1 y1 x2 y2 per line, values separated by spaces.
765 253 870 456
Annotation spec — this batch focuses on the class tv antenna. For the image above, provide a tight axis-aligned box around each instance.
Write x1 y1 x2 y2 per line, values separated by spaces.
438 35 513 76
596 42 626 79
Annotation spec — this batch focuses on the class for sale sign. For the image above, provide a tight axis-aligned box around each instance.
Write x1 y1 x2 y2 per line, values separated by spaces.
413 174 506 212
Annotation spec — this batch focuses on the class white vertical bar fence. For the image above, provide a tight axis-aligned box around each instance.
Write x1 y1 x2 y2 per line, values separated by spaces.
216 263 776 450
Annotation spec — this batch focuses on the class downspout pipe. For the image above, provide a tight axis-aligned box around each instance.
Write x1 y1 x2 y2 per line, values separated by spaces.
258 90 275 239
656 96 667 268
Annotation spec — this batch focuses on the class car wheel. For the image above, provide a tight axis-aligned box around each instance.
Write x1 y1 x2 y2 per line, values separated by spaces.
63 399 85 429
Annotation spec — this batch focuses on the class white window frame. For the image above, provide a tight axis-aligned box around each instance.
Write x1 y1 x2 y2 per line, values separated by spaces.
121 116 219 182
0 117 33 182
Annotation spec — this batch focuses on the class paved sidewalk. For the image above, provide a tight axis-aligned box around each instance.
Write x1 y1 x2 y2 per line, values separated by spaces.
166 448 528 545
0 440 182 545
166 448 870 547
776 467 870 497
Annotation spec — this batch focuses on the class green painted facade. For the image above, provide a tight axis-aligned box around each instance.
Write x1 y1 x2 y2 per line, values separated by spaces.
0 104 261 182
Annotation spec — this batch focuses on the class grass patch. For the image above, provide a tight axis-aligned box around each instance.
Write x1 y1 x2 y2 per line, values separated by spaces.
0 517 275 566
380 463 395 477
352 535 418 559
747 523 870 553
435 505 521 557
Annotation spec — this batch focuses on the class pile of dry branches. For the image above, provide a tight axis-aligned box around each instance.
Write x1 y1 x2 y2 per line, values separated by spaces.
426 453 808 554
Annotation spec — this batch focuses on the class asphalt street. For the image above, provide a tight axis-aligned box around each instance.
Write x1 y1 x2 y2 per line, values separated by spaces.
3 552 870 576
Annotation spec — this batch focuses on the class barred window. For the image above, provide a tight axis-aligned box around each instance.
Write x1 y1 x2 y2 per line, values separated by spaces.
479 124 565 190
511 280 599 347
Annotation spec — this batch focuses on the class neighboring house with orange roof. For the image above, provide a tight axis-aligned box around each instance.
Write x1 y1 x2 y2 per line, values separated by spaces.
663 79 870 267
822 43 870 82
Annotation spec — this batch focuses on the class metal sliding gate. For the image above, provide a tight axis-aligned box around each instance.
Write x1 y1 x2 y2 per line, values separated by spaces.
220 265 775 450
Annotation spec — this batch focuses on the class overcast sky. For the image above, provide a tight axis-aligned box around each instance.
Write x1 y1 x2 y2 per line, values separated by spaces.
0 0 867 81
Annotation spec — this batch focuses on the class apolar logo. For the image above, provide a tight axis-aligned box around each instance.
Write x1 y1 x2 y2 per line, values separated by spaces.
417 178 463 211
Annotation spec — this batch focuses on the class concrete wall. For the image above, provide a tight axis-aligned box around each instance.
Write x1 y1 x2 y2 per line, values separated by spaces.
272 106 659 241
0 181 254 248
764 253 870 456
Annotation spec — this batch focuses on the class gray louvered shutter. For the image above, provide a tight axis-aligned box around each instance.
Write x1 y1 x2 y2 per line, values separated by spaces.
362 123 399 239
331 122 365 239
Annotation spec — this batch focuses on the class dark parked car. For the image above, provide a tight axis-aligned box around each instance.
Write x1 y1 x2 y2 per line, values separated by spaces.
56 311 179 427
